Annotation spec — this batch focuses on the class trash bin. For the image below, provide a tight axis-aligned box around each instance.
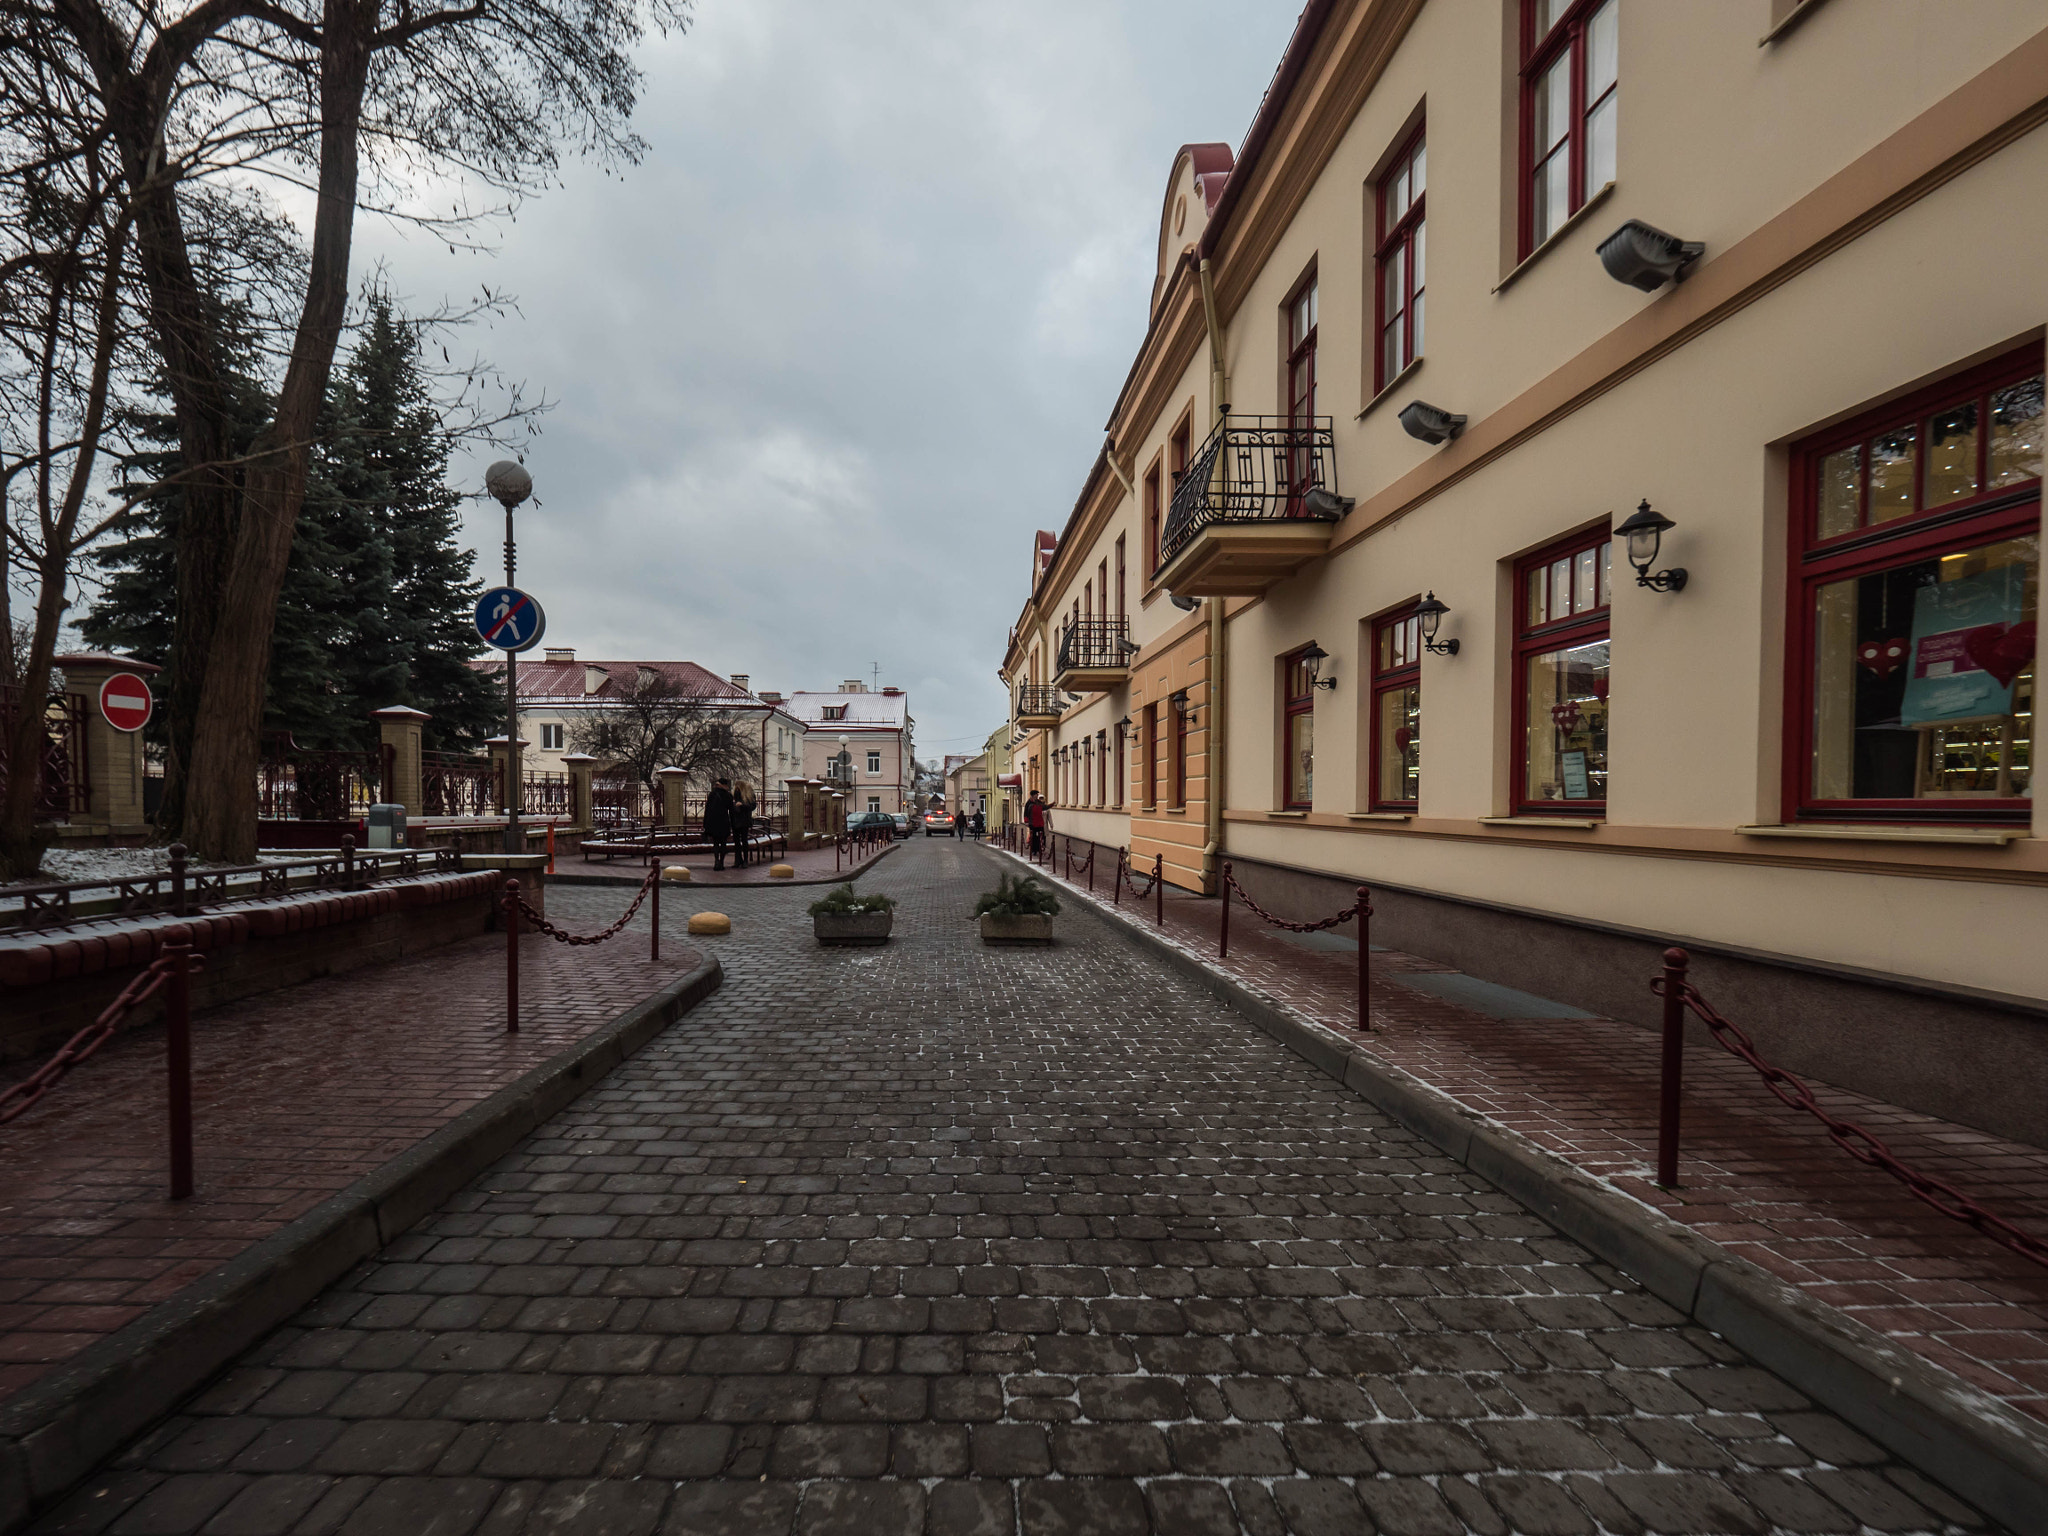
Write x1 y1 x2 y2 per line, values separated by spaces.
366 803 407 849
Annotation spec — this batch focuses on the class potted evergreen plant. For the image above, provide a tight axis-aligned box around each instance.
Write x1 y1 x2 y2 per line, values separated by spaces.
974 872 1060 944
809 883 895 945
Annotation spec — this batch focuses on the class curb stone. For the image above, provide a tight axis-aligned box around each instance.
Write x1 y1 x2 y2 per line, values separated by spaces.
0 956 722 1536
552 840 899 891
990 846 2048 1535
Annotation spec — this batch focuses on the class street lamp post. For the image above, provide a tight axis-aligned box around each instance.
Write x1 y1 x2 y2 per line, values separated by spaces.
486 461 533 853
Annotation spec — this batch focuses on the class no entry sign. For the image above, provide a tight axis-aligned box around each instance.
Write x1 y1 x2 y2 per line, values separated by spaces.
100 672 153 732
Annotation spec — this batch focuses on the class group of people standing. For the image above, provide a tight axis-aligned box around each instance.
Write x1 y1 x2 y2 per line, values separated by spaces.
701 776 757 870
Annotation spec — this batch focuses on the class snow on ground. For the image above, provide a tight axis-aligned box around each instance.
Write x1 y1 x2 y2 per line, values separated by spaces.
4 845 302 889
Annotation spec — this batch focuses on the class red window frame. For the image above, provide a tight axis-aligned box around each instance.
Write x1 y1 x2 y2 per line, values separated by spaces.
1284 272 1318 503
1371 609 1422 810
1171 699 1189 809
1281 649 1316 810
1374 124 1426 395
1513 528 1613 815
1519 0 1617 260
1783 349 2041 825
1143 702 1159 808
1115 535 1127 619
1112 720 1125 809
1144 464 1162 575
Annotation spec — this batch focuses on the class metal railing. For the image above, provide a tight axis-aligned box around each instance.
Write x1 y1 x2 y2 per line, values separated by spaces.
1016 683 1064 721
0 685 88 822
423 753 495 817
257 738 381 821
521 771 571 818
1056 616 1132 675
1159 414 1339 569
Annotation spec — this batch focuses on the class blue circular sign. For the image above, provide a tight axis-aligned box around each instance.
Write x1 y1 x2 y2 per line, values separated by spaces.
475 587 546 652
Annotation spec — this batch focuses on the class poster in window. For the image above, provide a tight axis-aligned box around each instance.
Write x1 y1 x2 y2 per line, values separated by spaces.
1560 750 1591 800
1899 567 2031 727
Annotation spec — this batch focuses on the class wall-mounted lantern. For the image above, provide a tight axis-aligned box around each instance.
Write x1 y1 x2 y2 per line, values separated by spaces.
1415 592 1460 656
1169 688 1198 726
1299 641 1338 691
1615 500 1688 592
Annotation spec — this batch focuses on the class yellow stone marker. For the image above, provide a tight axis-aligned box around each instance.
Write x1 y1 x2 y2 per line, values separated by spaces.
768 863 795 879
688 912 732 935
660 865 692 882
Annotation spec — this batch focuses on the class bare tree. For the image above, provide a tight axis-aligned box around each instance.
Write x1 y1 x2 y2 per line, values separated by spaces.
563 669 756 803
12 0 688 862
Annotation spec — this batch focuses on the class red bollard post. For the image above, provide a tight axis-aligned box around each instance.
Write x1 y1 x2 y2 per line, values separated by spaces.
163 926 194 1200
1219 861 1231 959
1155 852 1164 928
505 878 521 1034
651 866 660 963
1657 947 1690 1187
1113 849 1124 907
1356 886 1372 1034
1087 841 1095 894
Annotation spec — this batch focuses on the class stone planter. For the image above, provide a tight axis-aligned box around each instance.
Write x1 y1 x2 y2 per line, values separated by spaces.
979 912 1054 945
814 911 892 946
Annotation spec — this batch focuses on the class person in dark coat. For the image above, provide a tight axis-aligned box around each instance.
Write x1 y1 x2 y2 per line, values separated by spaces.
704 777 735 870
1025 790 1048 859
731 780 756 867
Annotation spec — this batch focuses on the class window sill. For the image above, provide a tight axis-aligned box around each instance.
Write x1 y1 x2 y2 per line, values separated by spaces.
1348 811 1412 821
1493 181 1616 296
1478 815 1603 829
1739 824 2023 847
1267 810 1309 819
1163 807 1188 816
1357 358 1423 423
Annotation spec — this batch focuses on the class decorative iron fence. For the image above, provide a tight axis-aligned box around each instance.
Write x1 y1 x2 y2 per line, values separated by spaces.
0 685 87 822
256 736 380 821
1159 414 1339 569
521 772 571 818
591 777 659 828
1016 683 1064 720
1056 616 1133 674
422 753 496 817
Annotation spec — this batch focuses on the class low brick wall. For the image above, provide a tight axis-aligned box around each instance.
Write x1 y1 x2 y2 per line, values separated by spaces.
0 869 545 1063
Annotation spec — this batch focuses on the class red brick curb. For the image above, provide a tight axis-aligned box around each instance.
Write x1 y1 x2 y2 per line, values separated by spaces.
0 955 722 1536
991 846 2048 1536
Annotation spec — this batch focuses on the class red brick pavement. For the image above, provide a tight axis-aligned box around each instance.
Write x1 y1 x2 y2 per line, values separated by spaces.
1016 841 2048 1424
567 836 897 886
0 909 700 1405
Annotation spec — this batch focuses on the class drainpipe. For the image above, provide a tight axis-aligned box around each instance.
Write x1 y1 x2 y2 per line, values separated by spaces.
1198 258 1230 419
1102 436 1136 500
1201 595 1226 893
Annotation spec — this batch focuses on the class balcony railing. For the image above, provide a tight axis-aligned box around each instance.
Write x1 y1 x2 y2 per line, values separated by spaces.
1159 414 1339 570
1056 617 1132 680
1015 684 1064 724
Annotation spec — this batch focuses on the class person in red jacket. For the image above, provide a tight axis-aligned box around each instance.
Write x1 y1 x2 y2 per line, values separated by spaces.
1025 790 1048 859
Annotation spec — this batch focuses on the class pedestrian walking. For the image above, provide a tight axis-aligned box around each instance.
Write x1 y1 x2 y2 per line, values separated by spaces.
1025 790 1048 859
953 804 966 839
731 780 756 867
705 777 735 870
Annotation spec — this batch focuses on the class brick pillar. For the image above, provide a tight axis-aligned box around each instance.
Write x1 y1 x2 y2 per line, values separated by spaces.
783 776 810 847
658 767 691 829
486 736 527 817
370 706 429 818
562 755 598 829
53 653 159 829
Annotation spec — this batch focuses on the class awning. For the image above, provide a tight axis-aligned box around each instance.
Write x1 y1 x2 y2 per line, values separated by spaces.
996 773 1023 788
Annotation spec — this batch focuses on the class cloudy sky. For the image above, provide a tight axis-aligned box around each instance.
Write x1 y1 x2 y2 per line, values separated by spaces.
357 1 1302 763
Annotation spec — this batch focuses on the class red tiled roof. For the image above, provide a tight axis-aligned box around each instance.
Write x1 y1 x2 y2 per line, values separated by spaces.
468 658 755 705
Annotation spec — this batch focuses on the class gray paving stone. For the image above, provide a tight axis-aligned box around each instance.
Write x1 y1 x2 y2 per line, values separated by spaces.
32 843 1994 1536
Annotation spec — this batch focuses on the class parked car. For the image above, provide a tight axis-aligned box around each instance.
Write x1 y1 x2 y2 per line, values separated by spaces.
891 813 914 839
846 810 895 836
922 810 955 836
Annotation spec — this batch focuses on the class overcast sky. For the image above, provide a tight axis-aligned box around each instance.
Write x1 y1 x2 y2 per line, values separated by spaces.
358 2 1301 761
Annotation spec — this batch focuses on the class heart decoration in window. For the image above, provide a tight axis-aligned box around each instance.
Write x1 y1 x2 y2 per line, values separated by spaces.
1550 700 1582 734
1962 621 2036 689
1393 726 1414 755
1855 637 1908 680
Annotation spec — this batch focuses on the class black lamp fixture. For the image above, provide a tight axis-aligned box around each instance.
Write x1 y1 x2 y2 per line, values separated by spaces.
1117 635 1140 655
1169 593 1200 612
1301 487 1357 518
1597 219 1705 292
1169 688 1197 725
1299 641 1337 691
1115 714 1132 731
1615 499 1688 592
1398 401 1466 446
1414 592 1460 656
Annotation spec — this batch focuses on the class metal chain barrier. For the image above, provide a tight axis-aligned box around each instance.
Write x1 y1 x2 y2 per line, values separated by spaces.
1116 847 1158 898
1220 861 1362 934
511 866 657 946
1220 861 1373 1033
1654 949 2048 1272
0 954 182 1125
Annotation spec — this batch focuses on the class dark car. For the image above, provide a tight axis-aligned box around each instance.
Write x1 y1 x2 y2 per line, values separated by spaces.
846 811 895 836
891 813 914 838
922 811 955 836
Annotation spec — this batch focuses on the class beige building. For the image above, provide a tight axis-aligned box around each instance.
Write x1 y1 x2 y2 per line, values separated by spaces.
998 0 2046 1143
944 752 991 822
789 682 913 814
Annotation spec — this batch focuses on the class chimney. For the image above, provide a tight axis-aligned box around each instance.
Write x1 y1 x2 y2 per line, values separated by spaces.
544 647 575 663
730 674 750 691
881 687 902 696
758 690 783 705
841 679 862 693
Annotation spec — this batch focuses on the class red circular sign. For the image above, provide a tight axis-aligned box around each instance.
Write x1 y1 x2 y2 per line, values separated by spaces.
99 672 153 733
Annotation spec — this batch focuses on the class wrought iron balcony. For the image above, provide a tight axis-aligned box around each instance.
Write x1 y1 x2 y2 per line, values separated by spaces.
1156 414 1345 596
1015 683 1064 729
1054 616 1134 691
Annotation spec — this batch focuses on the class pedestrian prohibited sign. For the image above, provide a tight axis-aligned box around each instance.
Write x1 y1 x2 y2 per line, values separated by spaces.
475 587 546 652
99 672 154 733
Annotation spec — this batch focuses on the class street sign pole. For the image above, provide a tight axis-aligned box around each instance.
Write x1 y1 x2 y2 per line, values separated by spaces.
503 494 521 854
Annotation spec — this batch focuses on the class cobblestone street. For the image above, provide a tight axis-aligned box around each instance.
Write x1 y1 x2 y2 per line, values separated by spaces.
37 840 1997 1535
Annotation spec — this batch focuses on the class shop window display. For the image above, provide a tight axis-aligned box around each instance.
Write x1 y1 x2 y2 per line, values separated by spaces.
1517 533 1611 811
1283 650 1315 809
1373 612 1421 808
1791 353 2039 822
